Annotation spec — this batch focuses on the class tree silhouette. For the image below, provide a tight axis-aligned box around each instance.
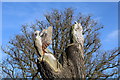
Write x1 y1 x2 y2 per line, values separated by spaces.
2 8 119 79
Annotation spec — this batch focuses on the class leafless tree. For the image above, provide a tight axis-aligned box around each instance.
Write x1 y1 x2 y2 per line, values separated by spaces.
1 8 119 79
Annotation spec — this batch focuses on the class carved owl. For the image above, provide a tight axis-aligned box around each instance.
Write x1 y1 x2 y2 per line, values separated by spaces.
34 26 53 57
72 21 84 48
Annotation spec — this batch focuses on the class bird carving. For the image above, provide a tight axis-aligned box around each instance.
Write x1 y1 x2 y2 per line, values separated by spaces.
34 26 52 57
72 21 84 48
71 21 84 58
34 26 62 72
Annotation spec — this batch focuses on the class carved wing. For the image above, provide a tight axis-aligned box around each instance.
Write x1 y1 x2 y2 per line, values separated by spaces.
41 26 53 50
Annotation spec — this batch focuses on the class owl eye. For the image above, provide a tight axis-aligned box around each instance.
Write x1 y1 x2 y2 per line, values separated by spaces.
40 32 47 37
39 32 43 37
40 34 43 37
35 33 37 36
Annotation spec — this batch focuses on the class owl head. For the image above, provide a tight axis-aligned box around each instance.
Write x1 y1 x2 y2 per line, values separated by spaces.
74 21 83 32
34 30 40 37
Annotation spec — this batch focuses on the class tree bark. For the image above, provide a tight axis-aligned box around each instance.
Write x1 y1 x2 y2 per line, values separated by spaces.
37 44 86 80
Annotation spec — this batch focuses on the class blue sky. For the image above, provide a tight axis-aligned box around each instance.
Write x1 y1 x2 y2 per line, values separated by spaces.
1 0 119 2
2 2 118 51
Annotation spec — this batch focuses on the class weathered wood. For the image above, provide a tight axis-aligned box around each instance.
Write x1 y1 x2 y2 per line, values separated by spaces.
37 44 86 80
65 44 86 79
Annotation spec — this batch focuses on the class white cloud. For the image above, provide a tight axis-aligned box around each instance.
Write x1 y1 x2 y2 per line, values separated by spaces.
101 30 119 50
108 30 118 39
105 30 119 42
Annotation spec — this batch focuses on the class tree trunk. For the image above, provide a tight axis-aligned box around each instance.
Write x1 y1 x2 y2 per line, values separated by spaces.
37 44 86 80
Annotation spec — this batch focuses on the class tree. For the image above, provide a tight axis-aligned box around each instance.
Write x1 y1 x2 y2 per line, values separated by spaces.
2 8 119 79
